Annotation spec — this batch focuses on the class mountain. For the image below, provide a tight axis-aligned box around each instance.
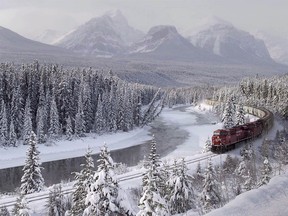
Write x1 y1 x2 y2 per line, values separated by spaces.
129 25 220 61
32 29 64 45
0 26 70 55
187 16 273 64
56 10 144 57
253 31 288 65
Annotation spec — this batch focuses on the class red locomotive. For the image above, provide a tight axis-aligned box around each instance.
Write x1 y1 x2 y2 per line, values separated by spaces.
211 106 273 152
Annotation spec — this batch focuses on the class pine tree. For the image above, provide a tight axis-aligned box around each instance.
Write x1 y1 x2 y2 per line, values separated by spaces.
20 131 44 194
84 145 130 216
48 95 60 140
221 97 235 129
168 158 194 214
71 148 94 216
235 103 245 125
66 116 73 141
203 137 212 153
36 106 46 144
258 157 272 187
200 158 222 213
9 121 17 147
0 206 10 216
23 98 33 145
137 138 169 216
12 195 30 216
0 102 9 146
46 184 65 216
75 92 85 137
93 98 105 134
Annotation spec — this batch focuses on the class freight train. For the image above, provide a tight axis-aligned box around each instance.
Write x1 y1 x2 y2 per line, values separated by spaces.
205 100 274 152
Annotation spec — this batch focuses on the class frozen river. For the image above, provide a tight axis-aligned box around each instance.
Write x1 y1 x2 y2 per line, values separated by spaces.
0 104 221 192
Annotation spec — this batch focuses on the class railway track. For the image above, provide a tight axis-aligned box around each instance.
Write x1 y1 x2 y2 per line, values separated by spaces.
0 152 217 208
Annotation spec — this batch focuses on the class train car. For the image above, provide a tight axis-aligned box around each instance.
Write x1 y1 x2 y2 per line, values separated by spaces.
211 106 273 153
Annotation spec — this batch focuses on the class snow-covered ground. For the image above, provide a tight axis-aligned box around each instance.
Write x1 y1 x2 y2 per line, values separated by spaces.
1 102 287 215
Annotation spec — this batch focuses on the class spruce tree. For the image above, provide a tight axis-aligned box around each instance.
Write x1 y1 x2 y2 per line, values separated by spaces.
258 157 272 187
23 98 33 145
203 137 212 153
46 184 65 216
66 116 73 141
9 121 17 147
222 97 235 129
0 206 10 216
200 158 222 213
71 148 94 216
168 158 194 214
84 145 130 216
20 131 44 194
137 138 169 216
0 102 9 146
12 195 30 216
235 103 245 125
48 95 60 140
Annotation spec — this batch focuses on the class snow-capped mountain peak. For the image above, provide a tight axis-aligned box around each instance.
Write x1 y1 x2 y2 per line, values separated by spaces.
187 17 273 64
56 10 144 57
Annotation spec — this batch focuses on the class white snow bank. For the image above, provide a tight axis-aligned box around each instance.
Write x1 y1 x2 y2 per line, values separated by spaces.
0 126 151 169
206 174 288 216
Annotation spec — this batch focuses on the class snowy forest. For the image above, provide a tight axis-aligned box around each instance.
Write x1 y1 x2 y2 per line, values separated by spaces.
0 61 168 147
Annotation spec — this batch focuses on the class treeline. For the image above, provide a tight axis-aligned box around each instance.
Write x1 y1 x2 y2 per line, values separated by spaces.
0 61 164 147
212 75 288 119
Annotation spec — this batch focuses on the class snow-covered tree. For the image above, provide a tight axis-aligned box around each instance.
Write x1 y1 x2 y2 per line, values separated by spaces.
48 95 60 140
84 145 131 216
0 102 9 146
9 121 17 147
203 137 212 153
235 103 245 125
20 131 44 194
65 116 73 141
36 106 46 144
200 158 222 213
221 97 235 129
168 158 195 214
0 206 10 216
12 195 30 216
71 148 94 216
137 138 169 216
46 184 65 216
258 157 272 187
23 98 33 145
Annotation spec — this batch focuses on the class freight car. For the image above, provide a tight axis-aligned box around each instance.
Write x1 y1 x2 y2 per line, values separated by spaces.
210 105 273 152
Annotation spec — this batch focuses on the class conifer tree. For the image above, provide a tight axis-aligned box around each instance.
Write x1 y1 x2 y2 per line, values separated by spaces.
235 103 245 125
94 98 105 134
9 121 17 147
203 137 212 153
12 195 30 216
222 98 235 129
66 116 73 141
258 157 272 187
200 158 222 213
0 102 9 146
71 148 94 216
48 95 60 140
168 158 194 214
75 92 85 137
23 98 33 145
46 184 65 216
20 131 44 194
84 145 131 216
137 138 169 216
36 106 46 144
0 206 10 216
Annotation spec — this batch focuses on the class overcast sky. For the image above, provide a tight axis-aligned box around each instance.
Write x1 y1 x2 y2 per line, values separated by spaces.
0 0 287 39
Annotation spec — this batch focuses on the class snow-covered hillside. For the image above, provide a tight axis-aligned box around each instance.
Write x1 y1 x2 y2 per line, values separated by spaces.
187 16 273 64
254 31 288 65
129 25 220 61
56 10 144 57
32 29 64 45
0 26 69 55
